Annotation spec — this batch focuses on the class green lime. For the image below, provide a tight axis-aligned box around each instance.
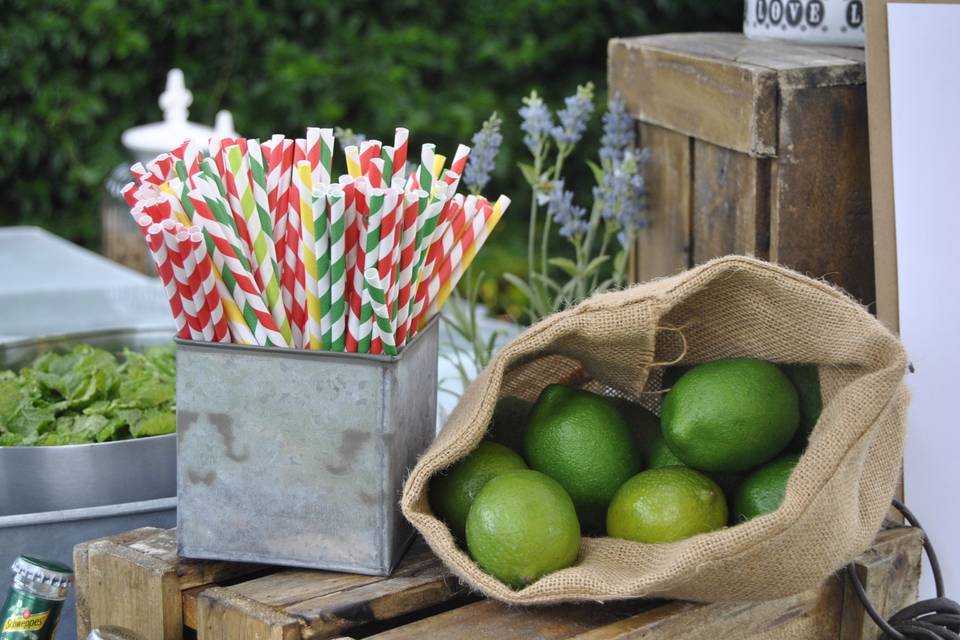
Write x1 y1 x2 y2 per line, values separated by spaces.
646 435 742 505
430 441 528 539
615 398 661 460
782 364 822 451
662 359 799 472
647 435 685 469
524 384 642 532
485 396 533 453
607 467 727 543
465 469 581 589
734 454 800 522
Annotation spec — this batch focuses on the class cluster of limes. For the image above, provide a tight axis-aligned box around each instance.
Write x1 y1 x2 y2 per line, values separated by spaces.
429 358 822 589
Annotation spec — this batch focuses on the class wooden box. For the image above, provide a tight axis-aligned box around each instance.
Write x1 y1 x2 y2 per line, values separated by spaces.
609 33 875 304
74 526 921 640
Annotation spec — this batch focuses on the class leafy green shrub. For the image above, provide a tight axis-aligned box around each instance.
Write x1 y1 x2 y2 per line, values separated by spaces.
0 0 739 255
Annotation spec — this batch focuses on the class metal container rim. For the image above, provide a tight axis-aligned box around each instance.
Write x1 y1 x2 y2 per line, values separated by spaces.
174 316 439 363
0 324 177 451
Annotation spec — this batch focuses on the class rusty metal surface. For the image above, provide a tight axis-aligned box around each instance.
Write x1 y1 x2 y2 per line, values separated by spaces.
176 320 439 575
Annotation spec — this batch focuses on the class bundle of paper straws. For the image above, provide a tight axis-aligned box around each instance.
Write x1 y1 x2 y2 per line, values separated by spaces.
123 127 509 355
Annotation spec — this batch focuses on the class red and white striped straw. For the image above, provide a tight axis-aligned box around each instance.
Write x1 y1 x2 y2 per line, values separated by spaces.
359 140 382 175
273 138 294 279
189 230 231 343
144 221 188 339
177 229 214 341
281 140 307 348
391 128 409 182
160 220 204 340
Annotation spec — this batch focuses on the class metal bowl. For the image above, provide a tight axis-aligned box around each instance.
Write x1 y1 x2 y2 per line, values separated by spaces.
0 327 176 516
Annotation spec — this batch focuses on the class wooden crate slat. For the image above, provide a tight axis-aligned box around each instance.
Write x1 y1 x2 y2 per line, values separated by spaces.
769 83 875 306
608 37 779 156
840 527 923 639
692 139 769 264
198 586 301 640
74 527 163 640
195 539 466 639
633 122 692 282
364 598 659 640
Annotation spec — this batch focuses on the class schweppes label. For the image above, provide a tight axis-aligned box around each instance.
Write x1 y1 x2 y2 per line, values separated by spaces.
0 590 62 639
2 609 49 632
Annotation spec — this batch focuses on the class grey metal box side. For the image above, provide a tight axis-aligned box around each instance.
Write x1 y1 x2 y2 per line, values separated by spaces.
175 320 438 575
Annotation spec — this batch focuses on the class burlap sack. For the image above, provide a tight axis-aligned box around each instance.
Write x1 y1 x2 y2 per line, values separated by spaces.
401 255 909 604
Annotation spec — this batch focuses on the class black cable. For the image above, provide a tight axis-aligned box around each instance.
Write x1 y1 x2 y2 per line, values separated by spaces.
847 499 960 639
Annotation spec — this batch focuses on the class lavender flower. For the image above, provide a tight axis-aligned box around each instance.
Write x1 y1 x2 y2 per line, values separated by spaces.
551 83 595 148
599 92 635 165
547 180 589 239
464 112 503 194
519 91 555 153
334 127 366 150
593 149 650 247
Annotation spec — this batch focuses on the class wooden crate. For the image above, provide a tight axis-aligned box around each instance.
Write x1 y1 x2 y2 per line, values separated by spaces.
75 526 921 640
609 33 875 305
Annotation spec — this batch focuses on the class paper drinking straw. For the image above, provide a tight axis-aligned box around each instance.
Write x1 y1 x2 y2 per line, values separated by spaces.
306 127 321 184
417 144 436 197
359 139 382 175
143 219 188 338
160 220 204 340
393 190 424 347
365 157 385 189
401 185 450 340
357 186 384 353
370 187 401 354
422 195 511 324
344 145 362 178
379 146 394 189
295 160 322 349
190 230 231 343
418 194 469 290
189 191 288 347
311 185 332 349
226 145 292 345
364 268 397 356
392 128 409 182
177 229 214 341
282 142 307 348
273 138 294 269
326 186 347 351
447 144 471 182
221 149 254 261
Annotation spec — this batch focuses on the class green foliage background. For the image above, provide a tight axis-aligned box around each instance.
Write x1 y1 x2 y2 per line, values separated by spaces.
0 0 740 274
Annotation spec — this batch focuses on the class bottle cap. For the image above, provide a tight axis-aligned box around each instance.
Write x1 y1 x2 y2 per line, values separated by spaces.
11 556 73 601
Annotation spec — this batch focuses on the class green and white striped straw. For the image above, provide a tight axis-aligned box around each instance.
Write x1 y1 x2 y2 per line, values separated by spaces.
357 186 384 353
226 145 292 345
364 268 397 356
312 185 332 349
326 185 347 351
404 183 451 330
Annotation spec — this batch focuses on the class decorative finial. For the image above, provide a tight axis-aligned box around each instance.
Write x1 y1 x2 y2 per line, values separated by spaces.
214 110 236 137
159 69 192 126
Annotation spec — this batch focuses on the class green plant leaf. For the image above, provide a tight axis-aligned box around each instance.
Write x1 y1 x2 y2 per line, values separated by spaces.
586 159 606 185
583 255 610 277
547 257 579 278
518 162 540 187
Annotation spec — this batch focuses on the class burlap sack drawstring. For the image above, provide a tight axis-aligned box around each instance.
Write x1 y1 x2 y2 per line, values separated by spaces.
401 255 909 605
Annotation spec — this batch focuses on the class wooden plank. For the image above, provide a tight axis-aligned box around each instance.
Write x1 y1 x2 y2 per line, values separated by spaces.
608 37 779 156
840 527 923 640
365 598 660 640
633 123 692 283
569 576 842 639
84 528 264 640
196 539 468 639
74 527 162 640
692 139 769 264
769 83 875 305
198 586 301 640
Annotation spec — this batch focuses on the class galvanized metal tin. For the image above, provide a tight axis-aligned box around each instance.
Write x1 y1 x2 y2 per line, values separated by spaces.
176 319 439 575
